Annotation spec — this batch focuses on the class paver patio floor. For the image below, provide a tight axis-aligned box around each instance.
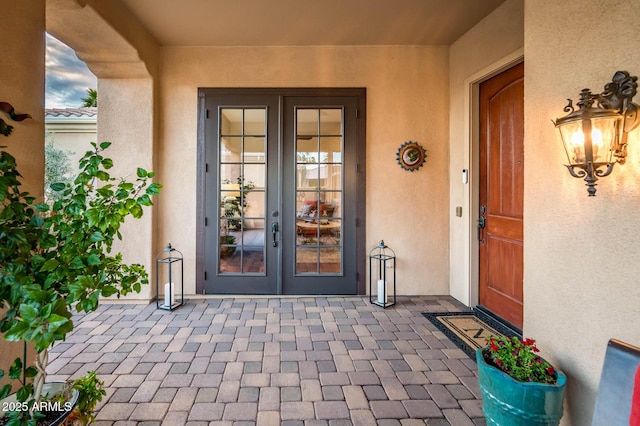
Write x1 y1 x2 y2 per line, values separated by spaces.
46 296 485 425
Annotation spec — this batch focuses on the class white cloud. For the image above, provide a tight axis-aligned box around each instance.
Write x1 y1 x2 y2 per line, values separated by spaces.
45 33 97 108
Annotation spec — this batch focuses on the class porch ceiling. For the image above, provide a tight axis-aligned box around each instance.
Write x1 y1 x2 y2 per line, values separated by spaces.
120 0 506 46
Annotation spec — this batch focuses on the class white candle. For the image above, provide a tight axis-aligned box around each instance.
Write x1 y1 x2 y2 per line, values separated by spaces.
164 282 174 307
377 279 387 304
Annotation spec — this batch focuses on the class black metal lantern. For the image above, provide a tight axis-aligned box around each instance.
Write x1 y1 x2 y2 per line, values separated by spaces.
369 240 396 308
554 71 640 196
156 243 184 311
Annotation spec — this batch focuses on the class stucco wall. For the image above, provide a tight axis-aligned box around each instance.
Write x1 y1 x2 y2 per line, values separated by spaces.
448 0 524 305
98 78 156 301
158 45 450 296
524 1 640 424
0 0 44 390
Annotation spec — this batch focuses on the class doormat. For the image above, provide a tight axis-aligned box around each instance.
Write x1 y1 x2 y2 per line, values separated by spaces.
421 311 520 359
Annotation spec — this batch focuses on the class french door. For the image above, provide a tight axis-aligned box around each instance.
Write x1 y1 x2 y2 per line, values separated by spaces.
199 89 365 295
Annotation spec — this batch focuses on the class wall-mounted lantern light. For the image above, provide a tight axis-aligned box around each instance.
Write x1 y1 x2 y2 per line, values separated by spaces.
553 71 640 196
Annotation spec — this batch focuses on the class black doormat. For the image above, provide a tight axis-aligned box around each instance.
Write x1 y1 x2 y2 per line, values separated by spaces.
422 309 521 359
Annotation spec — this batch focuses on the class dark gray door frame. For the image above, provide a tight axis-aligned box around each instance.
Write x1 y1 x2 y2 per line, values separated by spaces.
196 88 366 295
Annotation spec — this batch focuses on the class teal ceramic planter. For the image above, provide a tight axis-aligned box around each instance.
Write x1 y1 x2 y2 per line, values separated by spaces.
476 347 566 426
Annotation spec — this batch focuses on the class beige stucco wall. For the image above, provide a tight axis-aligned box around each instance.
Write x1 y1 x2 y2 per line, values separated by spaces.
525 1 640 424
0 0 44 389
158 45 450 296
448 0 524 305
98 78 157 301
46 124 97 169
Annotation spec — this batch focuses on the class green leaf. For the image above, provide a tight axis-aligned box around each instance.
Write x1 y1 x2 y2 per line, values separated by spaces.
34 203 50 213
29 215 44 227
0 384 11 400
48 313 70 332
90 231 104 242
8 358 22 380
16 385 31 402
40 259 59 272
101 285 117 297
20 305 38 322
50 182 66 191
130 204 143 219
146 183 162 195
24 366 37 379
96 171 110 181
86 254 101 266
101 158 114 169
99 141 112 150
137 194 152 206
70 256 85 269
136 167 148 178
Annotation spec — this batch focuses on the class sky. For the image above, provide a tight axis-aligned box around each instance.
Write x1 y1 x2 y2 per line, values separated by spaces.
45 33 97 109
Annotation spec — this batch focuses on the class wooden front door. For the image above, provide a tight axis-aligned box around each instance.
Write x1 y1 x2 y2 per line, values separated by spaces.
479 62 524 328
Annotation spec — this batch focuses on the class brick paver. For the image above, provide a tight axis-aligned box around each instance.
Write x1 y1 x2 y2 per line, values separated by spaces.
48 296 485 424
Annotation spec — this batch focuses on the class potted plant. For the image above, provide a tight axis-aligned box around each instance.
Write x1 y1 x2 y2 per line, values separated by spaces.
476 335 567 426
0 137 160 424
64 371 106 426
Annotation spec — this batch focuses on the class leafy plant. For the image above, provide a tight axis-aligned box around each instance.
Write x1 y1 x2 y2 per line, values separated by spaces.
0 141 161 421
80 89 97 108
44 136 75 203
66 371 106 425
485 335 557 384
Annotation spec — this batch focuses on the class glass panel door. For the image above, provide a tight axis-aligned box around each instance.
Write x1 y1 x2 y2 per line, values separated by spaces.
282 96 358 295
295 108 343 274
204 95 279 294
219 108 267 274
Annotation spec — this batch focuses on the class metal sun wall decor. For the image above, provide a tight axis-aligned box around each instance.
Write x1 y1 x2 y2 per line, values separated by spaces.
396 141 427 172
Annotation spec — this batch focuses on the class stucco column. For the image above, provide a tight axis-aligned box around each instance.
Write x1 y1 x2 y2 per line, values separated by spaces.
97 78 156 301
0 0 45 389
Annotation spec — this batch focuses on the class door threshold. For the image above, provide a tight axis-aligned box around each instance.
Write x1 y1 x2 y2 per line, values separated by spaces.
473 305 522 338
185 294 361 299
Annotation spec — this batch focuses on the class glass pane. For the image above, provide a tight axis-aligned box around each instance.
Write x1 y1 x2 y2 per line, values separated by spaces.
241 247 264 273
244 109 266 135
244 191 265 219
243 137 265 163
221 137 242 162
242 164 265 189
323 194 342 219
323 165 342 191
220 164 241 184
219 234 239 273
297 164 321 190
318 219 341 245
297 109 318 135
221 108 243 135
296 247 318 273
296 137 319 162
320 137 342 163
242 219 265 247
296 220 320 245
320 247 341 273
320 109 342 135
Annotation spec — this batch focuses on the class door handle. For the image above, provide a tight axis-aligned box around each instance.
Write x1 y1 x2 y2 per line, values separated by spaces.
271 221 279 247
478 205 486 244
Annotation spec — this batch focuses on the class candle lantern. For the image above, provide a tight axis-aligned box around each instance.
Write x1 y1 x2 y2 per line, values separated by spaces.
369 240 396 308
156 243 184 311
